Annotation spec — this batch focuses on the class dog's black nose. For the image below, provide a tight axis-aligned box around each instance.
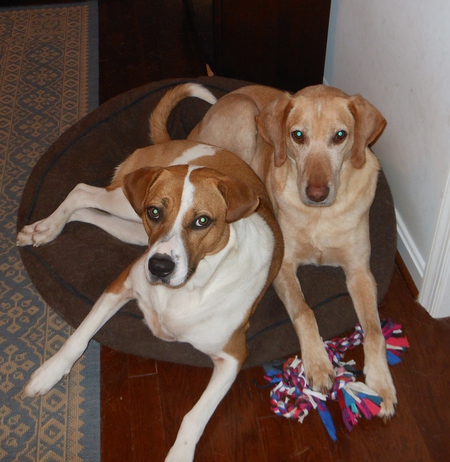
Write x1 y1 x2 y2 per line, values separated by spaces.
148 253 175 278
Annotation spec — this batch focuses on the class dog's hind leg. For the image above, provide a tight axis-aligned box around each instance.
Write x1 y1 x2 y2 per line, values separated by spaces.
273 262 335 393
17 184 138 247
24 261 137 397
69 208 147 245
165 352 241 462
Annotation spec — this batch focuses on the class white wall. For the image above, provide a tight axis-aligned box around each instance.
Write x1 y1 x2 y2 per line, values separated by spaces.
324 0 450 317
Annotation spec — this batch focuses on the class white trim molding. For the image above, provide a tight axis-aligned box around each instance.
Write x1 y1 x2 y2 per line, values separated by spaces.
419 172 450 318
396 209 425 290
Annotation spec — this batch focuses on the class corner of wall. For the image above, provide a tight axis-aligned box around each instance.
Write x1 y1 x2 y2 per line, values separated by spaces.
418 173 450 318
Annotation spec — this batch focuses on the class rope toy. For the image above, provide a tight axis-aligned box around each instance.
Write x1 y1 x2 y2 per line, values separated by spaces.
263 319 409 441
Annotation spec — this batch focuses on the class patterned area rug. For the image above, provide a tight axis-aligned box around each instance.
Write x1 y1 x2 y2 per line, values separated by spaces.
0 2 100 461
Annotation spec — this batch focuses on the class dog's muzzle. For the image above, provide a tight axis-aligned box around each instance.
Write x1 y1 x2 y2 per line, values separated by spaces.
148 253 176 280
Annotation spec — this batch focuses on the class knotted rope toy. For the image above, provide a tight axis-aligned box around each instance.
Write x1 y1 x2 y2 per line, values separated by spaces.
263 319 409 441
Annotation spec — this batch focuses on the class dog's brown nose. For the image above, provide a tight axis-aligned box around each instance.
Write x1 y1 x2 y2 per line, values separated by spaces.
306 184 329 203
149 253 175 278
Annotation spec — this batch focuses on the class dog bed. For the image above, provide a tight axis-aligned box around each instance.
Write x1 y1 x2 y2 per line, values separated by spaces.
17 76 397 369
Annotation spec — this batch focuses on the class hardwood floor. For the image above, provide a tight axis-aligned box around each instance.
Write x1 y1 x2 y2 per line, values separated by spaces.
100 265 450 462
12 0 449 460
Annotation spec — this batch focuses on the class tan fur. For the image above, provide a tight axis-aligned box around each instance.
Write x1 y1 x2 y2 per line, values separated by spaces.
150 83 398 418
108 143 193 189
106 261 133 295
149 85 196 144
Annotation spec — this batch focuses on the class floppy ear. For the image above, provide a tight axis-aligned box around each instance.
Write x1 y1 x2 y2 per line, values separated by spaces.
122 167 163 215
348 95 386 169
256 93 292 167
216 175 260 223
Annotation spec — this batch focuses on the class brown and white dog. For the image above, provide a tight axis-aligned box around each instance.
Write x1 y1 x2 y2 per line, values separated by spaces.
150 82 397 418
17 140 283 461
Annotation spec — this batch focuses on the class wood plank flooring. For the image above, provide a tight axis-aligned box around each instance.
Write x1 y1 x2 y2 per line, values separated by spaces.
100 264 450 462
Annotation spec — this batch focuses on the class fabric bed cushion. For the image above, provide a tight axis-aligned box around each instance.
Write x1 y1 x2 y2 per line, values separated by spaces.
17 76 397 369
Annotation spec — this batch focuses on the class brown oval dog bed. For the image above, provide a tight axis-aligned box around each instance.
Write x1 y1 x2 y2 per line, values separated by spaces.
17 76 397 369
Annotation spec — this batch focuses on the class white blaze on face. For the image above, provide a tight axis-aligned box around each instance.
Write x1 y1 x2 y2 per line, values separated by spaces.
147 166 198 286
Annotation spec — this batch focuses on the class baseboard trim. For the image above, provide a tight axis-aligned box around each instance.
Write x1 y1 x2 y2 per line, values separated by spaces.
395 209 425 290
395 252 419 299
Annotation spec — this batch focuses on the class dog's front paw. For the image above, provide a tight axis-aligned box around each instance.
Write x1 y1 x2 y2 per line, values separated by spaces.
17 218 63 247
165 444 195 462
365 367 397 419
303 349 335 393
24 356 72 397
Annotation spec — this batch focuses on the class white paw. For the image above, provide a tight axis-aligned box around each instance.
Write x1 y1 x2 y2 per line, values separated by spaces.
165 444 195 462
24 356 72 397
17 217 64 247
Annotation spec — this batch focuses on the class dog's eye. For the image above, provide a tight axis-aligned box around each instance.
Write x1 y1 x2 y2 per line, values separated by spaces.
193 215 211 229
333 130 347 143
147 206 161 221
291 130 304 143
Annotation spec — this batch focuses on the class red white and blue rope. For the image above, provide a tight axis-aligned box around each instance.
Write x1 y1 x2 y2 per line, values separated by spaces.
264 319 409 441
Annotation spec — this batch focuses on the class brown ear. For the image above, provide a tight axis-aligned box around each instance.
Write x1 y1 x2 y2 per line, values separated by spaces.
256 93 292 167
122 167 163 215
216 175 260 223
348 95 387 169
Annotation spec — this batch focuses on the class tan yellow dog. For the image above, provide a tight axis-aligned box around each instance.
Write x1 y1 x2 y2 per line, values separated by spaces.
150 82 397 418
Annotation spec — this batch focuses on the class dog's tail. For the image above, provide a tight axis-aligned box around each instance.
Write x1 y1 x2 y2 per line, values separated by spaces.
150 83 217 144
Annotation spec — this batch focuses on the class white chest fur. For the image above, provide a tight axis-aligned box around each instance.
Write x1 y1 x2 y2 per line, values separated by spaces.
130 213 274 356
